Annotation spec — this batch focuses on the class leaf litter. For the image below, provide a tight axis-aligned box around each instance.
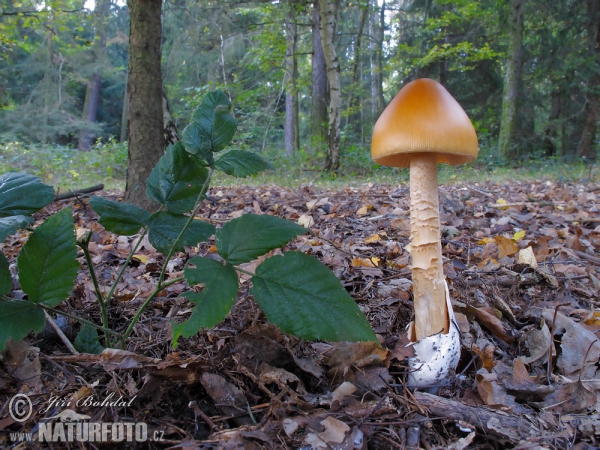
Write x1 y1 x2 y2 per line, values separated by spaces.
1 179 599 449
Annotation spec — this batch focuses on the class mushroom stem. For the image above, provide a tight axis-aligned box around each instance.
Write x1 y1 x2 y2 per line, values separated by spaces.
409 152 448 342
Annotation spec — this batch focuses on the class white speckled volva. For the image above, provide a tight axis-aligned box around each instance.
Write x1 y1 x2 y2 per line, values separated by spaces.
406 280 460 390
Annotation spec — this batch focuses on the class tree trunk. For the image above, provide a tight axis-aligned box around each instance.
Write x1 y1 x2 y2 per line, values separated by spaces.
498 0 524 159
343 0 369 140
78 0 111 152
319 0 342 171
310 0 328 148
542 90 561 157
284 12 298 157
370 1 385 120
124 0 165 209
576 0 599 161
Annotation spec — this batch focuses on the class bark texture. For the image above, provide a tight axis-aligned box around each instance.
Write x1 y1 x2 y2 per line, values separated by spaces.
576 0 599 161
310 0 329 147
284 13 298 156
124 0 165 209
409 154 448 342
318 0 342 171
369 1 386 120
498 0 524 159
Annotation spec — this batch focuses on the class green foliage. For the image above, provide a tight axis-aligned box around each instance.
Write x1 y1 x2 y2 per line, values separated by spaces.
0 137 127 190
74 324 104 354
0 172 55 217
90 196 150 235
0 252 10 297
147 142 209 214
216 214 306 265
173 258 239 343
251 252 377 342
0 300 46 352
17 207 80 307
214 150 274 177
0 90 376 354
146 212 215 254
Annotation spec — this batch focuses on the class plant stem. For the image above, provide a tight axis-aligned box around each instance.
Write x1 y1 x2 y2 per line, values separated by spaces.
119 168 214 347
37 304 121 337
79 237 108 334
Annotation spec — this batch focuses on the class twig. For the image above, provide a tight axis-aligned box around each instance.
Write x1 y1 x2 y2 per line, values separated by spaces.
54 184 104 201
43 310 78 355
188 401 217 431
547 303 570 384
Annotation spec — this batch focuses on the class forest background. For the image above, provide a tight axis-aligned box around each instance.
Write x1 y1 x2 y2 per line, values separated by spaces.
0 0 598 195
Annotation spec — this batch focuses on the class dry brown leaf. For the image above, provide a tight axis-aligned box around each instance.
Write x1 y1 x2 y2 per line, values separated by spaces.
542 310 600 380
495 235 519 258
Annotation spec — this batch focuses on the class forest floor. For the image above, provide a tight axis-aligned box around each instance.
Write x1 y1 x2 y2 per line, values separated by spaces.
1 179 600 449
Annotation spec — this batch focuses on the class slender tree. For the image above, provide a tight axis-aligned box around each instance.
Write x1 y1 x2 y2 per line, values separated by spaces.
318 0 341 171
498 0 524 159
124 0 165 208
284 9 299 156
79 0 111 151
310 0 328 147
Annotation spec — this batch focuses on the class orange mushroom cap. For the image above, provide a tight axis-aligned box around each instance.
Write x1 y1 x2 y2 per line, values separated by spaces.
371 78 478 168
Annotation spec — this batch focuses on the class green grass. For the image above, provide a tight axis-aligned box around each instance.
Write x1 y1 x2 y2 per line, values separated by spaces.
0 136 597 193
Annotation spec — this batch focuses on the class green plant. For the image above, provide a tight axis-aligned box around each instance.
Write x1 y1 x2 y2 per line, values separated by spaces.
0 90 377 353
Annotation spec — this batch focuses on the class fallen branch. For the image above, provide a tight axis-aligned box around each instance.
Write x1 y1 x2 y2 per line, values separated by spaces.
54 184 104 201
413 391 542 443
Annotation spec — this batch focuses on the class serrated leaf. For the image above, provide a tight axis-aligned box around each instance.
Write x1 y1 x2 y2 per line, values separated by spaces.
90 196 150 236
147 142 209 213
0 300 45 351
251 252 377 342
0 215 32 242
182 123 213 164
74 324 104 354
147 212 216 254
182 90 237 161
173 257 239 346
217 214 307 265
17 208 80 306
0 252 11 296
215 150 274 178
0 172 55 217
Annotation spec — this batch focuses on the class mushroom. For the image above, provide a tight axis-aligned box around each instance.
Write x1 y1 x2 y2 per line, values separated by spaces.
371 78 478 389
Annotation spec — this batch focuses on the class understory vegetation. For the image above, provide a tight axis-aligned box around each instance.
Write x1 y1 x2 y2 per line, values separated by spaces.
1 137 597 192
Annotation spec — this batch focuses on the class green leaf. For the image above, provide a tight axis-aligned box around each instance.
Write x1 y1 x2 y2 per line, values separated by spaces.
251 252 377 342
182 90 237 161
0 215 32 242
217 214 307 265
182 124 213 164
0 252 11 296
0 172 54 217
173 257 239 346
74 324 104 354
90 196 150 236
147 212 216 254
215 150 274 178
0 300 45 351
147 142 210 214
17 208 80 307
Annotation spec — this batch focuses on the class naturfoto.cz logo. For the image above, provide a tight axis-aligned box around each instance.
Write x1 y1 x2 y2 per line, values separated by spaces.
6 393 163 444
